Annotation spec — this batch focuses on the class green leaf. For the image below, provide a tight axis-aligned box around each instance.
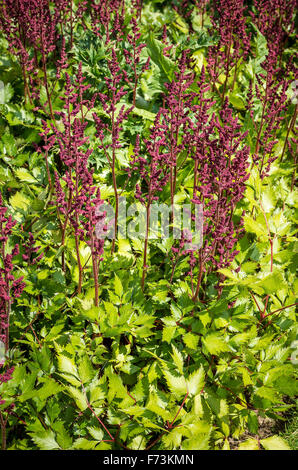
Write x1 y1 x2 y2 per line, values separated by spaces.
163 370 187 398
238 438 259 450
10 191 31 211
72 438 99 450
202 333 230 355
229 92 246 110
36 378 63 401
162 326 176 343
255 386 280 403
0 82 14 104
181 433 210 450
114 274 123 297
260 436 290 450
58 355 79 379
30 430 60 450
255 271 286 295
253 25 268 68
66 386 88 411
44 323 65 342
187 366 205 397
78 355 94 384
15 168 38 184
133 107 156 122
53 422 72 450
146 32 176 81
183 332 199 350
247 412 259 434
171 345 184 374
88 427 104 441
260 187 276 213
244 216 267 238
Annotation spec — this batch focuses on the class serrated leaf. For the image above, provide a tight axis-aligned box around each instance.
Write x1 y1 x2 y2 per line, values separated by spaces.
171 345 184 374
244 216 267 238
133 107 156 121
72 438 99 450
181 433 210 450
183 332 199 350
146 32 176 81
162 325 176 343
187 366 205 397
58 355 79 379
114 274 123 297
36 378 63 401
202 333 230 355
53 422 72 450
30 430 60 450
15 168 38 184
0 82 14 104
88 426 104 441
163 370 187 398
66 386 88 411
78 355 94 384
10 191 31 211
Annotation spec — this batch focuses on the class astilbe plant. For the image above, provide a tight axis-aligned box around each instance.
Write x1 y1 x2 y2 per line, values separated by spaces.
0 0 72 118
93 48 133 253
90 0 125 43
127 111 171 289
207 0 250 101
244 1 297 178
162 50 197 211
251 0 297 69
0 192 25 448
123 17 150 106
189 98 250 301
131 0 143 21
42 64 105 306
0 193 25 353
247 70 289 179
157 64 248 298
22 232 43 266
171 0 209 24
0 0 297 451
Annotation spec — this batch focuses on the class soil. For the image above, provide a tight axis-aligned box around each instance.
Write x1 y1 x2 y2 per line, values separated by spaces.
228 415 277 449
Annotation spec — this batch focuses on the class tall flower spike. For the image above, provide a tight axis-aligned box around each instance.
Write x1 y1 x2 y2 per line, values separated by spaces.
127 110 172 289
93 47 133 253
190 96 250 300
43 64 105 305
0 193 25 354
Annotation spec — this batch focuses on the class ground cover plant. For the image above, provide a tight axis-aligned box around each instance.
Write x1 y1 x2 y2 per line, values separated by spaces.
0 0 297 451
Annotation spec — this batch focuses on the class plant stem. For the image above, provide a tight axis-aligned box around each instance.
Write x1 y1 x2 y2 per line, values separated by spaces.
141 196 151 291
280 104 297 163
111 104 119 254
0 412 7 450
81 383 114 441
168 391 189 428
91 235 99 307
192 250 203 302
41 46 54 120
222 37 232 103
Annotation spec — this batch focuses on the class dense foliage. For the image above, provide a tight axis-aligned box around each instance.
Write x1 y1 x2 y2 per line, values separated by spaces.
0 0 297 451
